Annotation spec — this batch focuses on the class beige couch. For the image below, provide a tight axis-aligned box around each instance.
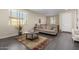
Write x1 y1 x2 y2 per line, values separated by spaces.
35 24 58 35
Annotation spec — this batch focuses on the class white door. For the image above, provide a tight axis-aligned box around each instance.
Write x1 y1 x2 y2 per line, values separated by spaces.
60 12 72 32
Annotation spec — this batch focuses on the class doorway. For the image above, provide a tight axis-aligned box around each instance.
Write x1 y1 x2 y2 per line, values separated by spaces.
59 12 72 32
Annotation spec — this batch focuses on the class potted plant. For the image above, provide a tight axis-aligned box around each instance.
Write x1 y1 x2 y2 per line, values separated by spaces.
15 21 23 36
18 25 23 36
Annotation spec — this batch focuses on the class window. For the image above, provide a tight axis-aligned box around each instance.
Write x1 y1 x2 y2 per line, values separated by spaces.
9 9 26 28
50 16 56 24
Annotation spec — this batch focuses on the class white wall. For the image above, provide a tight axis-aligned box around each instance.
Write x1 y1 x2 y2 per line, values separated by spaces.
72 10 77 29
72 10 79 30
0 9 18 39
0 9 46 39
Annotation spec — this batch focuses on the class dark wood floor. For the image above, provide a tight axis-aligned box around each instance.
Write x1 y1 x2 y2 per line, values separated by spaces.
0 32 79 50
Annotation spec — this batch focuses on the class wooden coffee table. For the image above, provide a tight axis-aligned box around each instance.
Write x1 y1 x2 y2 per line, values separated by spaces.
17 34 48 50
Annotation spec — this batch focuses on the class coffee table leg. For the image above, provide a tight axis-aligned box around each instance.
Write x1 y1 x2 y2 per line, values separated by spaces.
26 34 27 39
32 34 33 40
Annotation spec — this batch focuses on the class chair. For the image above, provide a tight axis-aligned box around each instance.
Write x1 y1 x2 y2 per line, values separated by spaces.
72 29 79 41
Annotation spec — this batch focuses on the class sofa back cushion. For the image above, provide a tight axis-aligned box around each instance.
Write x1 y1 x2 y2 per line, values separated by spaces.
40 24 45 29
74 30 79 35
37 24 57 30
46 25 51 29
37 24 46 29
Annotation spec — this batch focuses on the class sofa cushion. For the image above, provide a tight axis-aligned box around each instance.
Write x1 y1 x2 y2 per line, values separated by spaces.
46 25 51 29
39 24 46 29
50 27 54 30
75 31 79 35
38 29 56 32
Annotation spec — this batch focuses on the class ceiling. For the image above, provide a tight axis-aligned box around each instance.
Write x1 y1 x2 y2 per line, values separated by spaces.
30 9 65 16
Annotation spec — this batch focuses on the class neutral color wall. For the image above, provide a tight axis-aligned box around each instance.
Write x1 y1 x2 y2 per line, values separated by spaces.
71 10 76 29
0 9 18 39
55 15 59 25
72 10 79 29
46 16 50 25
22 10 46 33
0 9 46 39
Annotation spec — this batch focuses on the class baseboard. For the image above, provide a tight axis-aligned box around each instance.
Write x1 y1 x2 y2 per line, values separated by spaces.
0 33 18 39
61 31 72 34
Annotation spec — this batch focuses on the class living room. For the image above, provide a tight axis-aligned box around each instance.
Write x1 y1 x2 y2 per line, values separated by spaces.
0 9 79 50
